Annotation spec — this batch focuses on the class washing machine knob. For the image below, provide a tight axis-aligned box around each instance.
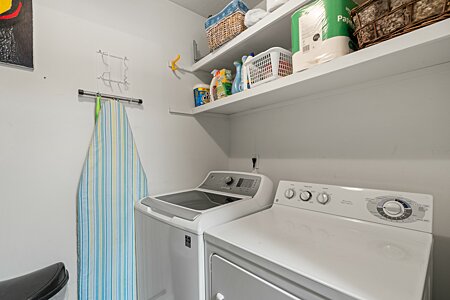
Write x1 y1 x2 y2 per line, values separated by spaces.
300 191 312 201
284 188 295 199
224 176 234 185
317 193 330 205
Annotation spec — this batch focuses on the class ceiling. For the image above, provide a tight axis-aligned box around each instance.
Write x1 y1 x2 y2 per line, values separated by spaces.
168 0 263 18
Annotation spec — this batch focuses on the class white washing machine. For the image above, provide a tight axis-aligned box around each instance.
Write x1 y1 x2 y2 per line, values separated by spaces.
135 171 273 300
205 180 433 300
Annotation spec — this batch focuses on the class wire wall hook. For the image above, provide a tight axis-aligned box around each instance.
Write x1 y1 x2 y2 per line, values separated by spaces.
97 49 130 91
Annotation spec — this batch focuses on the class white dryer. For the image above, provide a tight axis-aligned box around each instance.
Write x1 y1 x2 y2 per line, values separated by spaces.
135 171 273 300
205 180 433 300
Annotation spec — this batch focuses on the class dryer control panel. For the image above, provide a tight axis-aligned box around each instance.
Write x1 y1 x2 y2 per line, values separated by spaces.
275 181 433 233
199 172 261 197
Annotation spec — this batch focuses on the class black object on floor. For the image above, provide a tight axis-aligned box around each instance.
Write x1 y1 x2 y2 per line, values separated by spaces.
0 262 69 300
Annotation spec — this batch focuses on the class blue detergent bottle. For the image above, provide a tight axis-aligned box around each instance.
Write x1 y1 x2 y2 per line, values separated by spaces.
232 60 242 94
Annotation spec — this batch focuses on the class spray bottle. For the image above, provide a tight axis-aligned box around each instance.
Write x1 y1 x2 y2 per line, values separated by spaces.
209 69 219 102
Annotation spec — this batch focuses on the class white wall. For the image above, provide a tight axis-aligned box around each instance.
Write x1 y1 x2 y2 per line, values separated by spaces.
0 1 228 299
228 62 450 299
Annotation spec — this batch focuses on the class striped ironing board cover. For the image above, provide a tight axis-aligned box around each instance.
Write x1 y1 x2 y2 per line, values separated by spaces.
77 100 148 300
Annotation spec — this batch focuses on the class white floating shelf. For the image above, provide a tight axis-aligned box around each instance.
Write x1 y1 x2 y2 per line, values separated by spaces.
191 0 309 72
191 19 450 116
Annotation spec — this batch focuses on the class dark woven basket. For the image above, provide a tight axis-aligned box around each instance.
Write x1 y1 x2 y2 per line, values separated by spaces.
351 0 450 48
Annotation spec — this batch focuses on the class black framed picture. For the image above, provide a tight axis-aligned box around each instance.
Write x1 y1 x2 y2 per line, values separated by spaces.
0 0 33 69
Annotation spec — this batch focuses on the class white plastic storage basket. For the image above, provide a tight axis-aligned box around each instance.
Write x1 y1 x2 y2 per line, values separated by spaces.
244 47 292 89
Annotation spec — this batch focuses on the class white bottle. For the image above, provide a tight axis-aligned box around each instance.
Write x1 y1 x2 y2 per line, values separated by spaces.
209 69 219 101
242 55 253 91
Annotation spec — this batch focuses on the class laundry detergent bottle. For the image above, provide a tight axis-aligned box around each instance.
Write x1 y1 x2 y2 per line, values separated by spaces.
210 69 219 102
232 60 242 94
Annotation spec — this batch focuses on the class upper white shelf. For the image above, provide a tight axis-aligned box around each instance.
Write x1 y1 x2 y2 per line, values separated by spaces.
191 0 309 72
191 19 450 116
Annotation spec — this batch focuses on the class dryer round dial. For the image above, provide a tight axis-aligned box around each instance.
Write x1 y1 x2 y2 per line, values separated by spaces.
383 201 404 217
317 193 330 205
300 191 312 201
367 196 423 222
284 188 295 199
377 198 412 220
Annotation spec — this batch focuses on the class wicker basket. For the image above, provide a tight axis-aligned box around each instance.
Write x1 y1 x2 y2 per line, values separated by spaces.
206 12 247 52
351 0 450 48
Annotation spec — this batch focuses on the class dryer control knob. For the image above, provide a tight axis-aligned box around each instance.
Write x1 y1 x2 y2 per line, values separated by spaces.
284 188 295 199
224 176 234 185
300 191 312 201
383 201 404 217
317 193 330 205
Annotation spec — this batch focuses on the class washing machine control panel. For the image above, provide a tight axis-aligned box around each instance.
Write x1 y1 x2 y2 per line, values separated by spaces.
200 172 261 197
275 181 433 233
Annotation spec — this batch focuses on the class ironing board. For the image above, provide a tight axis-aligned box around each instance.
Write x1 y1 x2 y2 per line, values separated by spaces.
77 100 148 300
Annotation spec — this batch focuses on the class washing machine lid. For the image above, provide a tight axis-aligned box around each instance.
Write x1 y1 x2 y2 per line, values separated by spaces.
205 205 433 300
141 190 242 221
155 190 242 210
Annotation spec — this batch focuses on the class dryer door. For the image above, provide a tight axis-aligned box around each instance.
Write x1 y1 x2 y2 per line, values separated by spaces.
211 255 303 300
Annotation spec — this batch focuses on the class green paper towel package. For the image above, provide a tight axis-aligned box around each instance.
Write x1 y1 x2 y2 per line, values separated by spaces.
291 0 358 73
